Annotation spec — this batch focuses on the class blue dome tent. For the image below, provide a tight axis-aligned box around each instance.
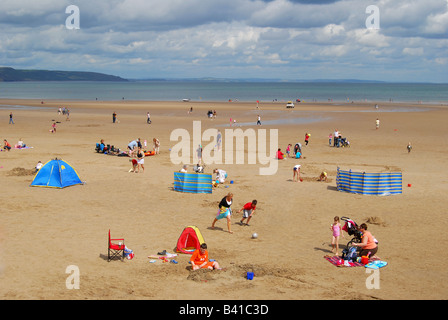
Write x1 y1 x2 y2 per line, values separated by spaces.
30 158 83 188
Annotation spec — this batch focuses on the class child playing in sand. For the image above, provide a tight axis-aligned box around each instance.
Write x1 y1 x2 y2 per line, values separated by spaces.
318 171 328 182
35 161 43 172
237 200 257 226
293 164 301 182
286 144 292 157
276 148 286 160
331 216 344 255
129 159 138 172
190 243 221 271
3 139 11 151
305 133 311 145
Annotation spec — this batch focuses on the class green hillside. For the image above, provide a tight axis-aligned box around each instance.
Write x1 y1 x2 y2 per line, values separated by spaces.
0 67 127 82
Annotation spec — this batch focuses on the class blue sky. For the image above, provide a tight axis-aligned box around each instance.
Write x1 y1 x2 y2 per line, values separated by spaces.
0 0 447 82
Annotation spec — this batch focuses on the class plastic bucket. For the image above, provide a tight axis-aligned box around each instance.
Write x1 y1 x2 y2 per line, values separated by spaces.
361 256 369 265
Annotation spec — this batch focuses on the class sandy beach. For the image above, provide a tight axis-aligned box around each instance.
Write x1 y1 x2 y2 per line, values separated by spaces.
1 98 447 301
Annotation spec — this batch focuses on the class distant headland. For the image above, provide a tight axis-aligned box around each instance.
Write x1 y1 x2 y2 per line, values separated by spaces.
0 67 127 82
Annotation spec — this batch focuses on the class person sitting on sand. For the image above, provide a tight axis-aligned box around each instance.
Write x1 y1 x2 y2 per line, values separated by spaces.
17 138 26 149
35 161 43 172
180 165 188 173
190 243 221 271
352 223 378 259
276 148 286 160
98 139 108 152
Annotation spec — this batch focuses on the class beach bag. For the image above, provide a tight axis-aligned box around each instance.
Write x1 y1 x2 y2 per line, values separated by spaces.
342 246 357 261
124 246 134 260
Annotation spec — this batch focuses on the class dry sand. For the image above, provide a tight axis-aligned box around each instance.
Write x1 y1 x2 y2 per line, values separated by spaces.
0 98 447 300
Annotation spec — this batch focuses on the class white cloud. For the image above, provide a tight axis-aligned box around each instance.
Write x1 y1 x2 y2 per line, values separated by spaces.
402 47 424 56
0 0 446 82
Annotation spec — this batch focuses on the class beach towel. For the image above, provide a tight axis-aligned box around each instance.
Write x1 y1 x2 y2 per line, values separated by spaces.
365 260 387 269
324 255 380 268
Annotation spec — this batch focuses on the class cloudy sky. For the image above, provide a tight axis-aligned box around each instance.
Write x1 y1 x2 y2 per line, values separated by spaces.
0 0 447 82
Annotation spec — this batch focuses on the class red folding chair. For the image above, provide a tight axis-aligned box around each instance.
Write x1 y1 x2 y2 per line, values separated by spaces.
108 229 125 262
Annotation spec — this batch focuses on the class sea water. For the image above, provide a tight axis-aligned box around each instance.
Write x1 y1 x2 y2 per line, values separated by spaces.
0 81 447 104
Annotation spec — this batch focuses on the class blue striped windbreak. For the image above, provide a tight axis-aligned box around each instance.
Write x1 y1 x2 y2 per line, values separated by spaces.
174 172 213 194
336 167 402 196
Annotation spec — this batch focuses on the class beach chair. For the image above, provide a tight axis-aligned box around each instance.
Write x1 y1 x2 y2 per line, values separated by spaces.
108 229 125 262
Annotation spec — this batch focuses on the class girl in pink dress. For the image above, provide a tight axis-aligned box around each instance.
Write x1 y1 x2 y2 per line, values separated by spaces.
330 216 344 255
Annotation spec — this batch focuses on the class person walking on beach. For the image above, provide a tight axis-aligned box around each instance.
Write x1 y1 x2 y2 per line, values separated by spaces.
215 130 222 151
147 112 151 124
407 142 412 153
211 193 234 234
197 144 202 164
153 138 160 154
376 118 380 130
112 112 117 123
329 133 332 146
9 112 14 124
257 115 261 125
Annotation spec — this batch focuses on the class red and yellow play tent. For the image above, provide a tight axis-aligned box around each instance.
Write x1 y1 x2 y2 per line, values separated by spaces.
176 226 205 254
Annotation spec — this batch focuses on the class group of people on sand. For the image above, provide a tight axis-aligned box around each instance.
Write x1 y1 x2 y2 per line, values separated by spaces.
58 107 70 120
126 138 161 173
279 140 305 160
330 216 379 259
1 138 28 151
